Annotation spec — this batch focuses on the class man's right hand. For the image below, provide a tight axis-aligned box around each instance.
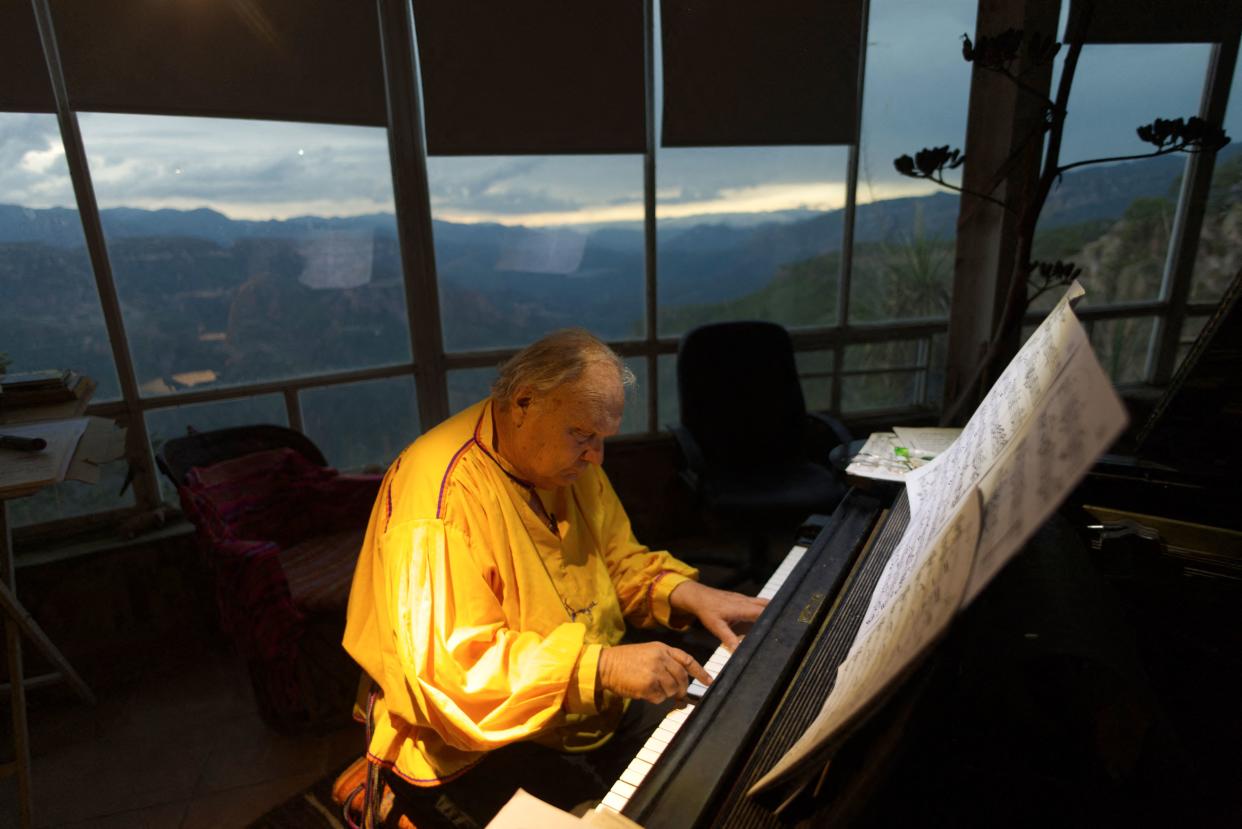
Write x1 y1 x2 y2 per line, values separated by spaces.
597 642 712 704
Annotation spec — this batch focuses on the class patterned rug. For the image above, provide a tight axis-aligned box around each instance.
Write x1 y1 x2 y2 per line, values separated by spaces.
247 759 356 829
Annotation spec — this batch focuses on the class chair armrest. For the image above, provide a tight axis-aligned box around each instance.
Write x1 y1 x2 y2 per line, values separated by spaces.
666 423 706 492
806 411 852 449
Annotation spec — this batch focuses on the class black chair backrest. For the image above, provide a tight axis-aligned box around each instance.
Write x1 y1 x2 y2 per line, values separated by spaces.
156 424 328 487
677 321 807 467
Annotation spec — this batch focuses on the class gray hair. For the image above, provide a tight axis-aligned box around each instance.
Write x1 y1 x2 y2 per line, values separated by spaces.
492 329 635 411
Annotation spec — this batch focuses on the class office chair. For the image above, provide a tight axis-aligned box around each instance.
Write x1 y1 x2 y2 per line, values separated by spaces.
668 321 851 584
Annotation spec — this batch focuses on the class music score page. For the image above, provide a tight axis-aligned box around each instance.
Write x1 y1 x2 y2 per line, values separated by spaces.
750 282 1128 796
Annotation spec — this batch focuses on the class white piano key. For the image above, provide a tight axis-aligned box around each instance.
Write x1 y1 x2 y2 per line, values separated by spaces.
612 780 637 799
601 792 629 812
602 543 808 809
620 761 651 787
645 731 671 748
638 745 662 764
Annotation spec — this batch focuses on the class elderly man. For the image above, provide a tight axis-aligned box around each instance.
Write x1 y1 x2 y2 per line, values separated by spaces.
343 328 766 827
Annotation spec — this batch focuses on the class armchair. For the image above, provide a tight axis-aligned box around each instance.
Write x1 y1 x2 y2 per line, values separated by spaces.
158 424 381 733
669 321 851 583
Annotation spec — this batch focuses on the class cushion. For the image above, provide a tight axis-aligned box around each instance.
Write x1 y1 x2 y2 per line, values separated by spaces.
278 527 366 613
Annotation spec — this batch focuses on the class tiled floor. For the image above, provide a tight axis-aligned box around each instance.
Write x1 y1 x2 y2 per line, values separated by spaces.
0 645 361 829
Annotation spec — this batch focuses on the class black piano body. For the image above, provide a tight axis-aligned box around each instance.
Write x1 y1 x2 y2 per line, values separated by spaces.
624 272 1242 827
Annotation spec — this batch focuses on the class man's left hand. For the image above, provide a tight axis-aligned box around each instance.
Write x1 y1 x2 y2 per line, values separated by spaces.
669 581 768 652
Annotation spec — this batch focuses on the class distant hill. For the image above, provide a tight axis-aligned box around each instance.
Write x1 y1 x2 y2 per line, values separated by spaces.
3 146 1235 359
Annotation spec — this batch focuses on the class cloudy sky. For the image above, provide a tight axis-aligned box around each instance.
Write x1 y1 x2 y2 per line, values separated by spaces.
0 0 1230 227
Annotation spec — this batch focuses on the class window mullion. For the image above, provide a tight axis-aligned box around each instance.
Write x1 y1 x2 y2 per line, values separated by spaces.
377 0 449 430
32 0 160 513
1148 35 1239 385
644 0 659 434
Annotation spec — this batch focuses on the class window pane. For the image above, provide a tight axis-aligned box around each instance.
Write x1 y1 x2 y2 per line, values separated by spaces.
657 353 678 430
1174 314 1209 374
300 377 419 473
619 357 647 436
1190 53 1242 304
77 113 411 396
851 0 975 322
842 371 920 413
146 394 288 503
427 155 645 351
1035 44 1211 307
843 340 924 371
7 460 134 530
1089 316 1156 385
448 367 499 416
657 146 849 336
927 332 948 409
795 349 835 412
1 113 122 399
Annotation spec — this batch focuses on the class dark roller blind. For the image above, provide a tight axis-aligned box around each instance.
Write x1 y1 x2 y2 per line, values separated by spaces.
0 0 57 112
661 0 865 148
1070 0 1242 44
5 0 389 126
412 0 646 156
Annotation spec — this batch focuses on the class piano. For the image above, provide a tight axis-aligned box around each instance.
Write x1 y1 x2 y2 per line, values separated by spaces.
599 485 907 827
601 270 1242 827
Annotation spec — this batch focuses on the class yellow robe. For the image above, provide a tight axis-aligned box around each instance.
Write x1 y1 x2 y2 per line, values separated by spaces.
343 398 699 785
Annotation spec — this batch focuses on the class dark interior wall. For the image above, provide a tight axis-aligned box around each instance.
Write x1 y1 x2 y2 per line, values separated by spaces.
6 530 218 691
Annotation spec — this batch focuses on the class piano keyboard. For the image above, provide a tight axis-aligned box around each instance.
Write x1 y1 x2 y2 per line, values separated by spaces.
687 544 809 699
598 544 809 814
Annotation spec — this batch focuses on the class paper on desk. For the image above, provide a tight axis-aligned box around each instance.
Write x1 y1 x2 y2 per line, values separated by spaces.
891 426 962 456
65 418 127 486
0 418 89 497
844 432 917 482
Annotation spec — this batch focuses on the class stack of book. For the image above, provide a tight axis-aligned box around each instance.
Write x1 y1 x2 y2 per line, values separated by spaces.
0 369 95 423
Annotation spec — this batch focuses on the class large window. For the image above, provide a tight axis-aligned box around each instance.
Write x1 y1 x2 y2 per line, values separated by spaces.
78 114 410 395
427 155 645 352
1 113 133 528
14 1 1235 539
656 146 850 335
1189 53 1242 306
1028 38 1216 386
1042 43 1211 308
851 0 975 323
0 113 120 398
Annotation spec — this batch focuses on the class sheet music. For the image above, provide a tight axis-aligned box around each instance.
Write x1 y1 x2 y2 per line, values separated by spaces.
748 282 1128 797
750 491 982 793
905 281 1085 528
966 339 1128 602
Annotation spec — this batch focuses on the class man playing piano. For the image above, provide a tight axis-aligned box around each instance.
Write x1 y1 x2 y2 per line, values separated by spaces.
343 328 767 828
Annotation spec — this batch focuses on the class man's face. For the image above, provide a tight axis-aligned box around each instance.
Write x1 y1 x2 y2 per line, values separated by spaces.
507 364 623 490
